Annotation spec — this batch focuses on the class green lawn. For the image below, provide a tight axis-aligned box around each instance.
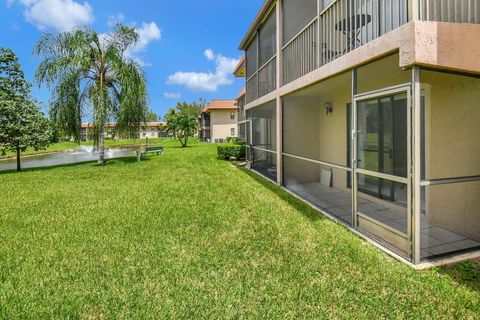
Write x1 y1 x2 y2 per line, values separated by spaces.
1 138 164 159
0 139 478 319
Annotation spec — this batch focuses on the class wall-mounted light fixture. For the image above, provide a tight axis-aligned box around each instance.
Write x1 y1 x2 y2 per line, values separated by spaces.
325 102 333 115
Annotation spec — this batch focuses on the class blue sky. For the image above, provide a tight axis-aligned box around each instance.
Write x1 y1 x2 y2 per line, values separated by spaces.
0 0 263 119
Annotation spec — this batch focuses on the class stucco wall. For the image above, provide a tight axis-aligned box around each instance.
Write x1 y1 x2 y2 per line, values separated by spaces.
210 110 238 141
282 73 351 189
422 70 480 241
357 54 411 93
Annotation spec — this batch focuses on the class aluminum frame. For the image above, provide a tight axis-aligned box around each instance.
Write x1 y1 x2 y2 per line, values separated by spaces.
353 83 413 258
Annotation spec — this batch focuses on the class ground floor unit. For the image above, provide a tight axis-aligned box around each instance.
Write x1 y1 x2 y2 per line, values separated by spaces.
241 53 480 266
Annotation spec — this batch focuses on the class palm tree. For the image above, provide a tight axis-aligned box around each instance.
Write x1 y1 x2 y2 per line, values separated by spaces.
175 112 198 147
164 108 178 139
34 24 148 163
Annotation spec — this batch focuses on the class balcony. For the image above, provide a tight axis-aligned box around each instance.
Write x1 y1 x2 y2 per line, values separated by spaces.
243 0 480 104
283 0 480 85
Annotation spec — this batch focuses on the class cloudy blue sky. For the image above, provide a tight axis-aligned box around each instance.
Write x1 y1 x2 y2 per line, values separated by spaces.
0 0 263 118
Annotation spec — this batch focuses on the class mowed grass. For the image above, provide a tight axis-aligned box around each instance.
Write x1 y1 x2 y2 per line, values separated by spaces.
0 139 479 319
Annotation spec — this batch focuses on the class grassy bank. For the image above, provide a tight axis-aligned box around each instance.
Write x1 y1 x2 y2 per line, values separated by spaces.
0 140 478 318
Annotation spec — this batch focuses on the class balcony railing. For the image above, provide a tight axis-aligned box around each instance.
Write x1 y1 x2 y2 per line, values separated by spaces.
246 54 277 103
247 0 480 101
246 74 258 103
418 0 480 23
283 18 318 85
321 0 409 64
258 56 277 97
282 0 409 85
281 0 480 86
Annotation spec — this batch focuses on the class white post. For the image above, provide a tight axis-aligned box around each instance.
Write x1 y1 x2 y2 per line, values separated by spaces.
410 0 420 20
276 0 284 185
412 66 421 264
351 68 358 228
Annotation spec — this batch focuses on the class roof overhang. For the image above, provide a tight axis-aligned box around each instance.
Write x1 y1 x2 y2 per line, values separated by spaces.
236 87 246 100
233 56 246 77
238 0 276 50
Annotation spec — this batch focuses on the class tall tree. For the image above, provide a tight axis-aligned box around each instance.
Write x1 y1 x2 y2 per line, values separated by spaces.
0 48 51 172
145 110 159 122
34 24 148 163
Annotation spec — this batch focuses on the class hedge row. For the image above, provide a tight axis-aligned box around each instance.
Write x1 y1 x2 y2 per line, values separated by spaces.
217 144 246 160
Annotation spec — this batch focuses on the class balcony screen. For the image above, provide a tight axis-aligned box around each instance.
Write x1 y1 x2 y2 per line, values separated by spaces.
246 36 258 79
283 0 317 43
259 8 277 67
251 101 277 151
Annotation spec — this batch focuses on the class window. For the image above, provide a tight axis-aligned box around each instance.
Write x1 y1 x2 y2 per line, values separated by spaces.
231 128 235 136
143 132 146 137
230 112 235 120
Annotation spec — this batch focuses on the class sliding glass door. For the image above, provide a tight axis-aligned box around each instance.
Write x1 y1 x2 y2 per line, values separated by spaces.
353 85 412 259
356 93 408 204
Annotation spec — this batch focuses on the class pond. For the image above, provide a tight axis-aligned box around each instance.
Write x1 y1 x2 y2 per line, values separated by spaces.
0 145 143 172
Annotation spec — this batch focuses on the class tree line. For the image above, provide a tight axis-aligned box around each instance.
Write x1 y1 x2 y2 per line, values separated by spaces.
0 23 203 172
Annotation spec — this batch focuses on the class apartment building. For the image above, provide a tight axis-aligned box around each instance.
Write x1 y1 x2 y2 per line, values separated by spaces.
198 100 238 143
238 0 480 266
80 122 167 141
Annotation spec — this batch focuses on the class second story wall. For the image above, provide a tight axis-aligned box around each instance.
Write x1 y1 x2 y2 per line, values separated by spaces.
241 0 480 107
210 110 238 141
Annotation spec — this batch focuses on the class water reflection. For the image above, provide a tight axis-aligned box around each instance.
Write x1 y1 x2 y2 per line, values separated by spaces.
0 145 144 171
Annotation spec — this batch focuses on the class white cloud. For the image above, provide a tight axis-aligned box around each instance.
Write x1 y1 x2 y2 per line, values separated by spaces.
107 13 124 28
167 49 239 92
163 92 181 99
125 22 161 67
12 0 94 32
204 49 215 61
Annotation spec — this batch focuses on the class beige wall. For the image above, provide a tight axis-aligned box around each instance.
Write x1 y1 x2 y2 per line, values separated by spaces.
282 54 480 242
283 72 351 189
357 54 411 94
422 70 480 241
210 110 238 142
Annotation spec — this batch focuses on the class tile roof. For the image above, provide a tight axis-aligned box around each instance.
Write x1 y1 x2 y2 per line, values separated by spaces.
201 100 237 113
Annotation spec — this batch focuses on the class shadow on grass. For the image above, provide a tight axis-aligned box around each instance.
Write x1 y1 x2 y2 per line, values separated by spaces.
437 259 480 293
237 167 323 223
0 155 147 175
169 145 201 149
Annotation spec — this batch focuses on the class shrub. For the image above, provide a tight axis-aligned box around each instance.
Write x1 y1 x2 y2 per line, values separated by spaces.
233 139 246 146
217 144 246 160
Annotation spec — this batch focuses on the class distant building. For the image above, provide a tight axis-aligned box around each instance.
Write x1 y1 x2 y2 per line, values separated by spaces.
80 122 167 141
198 100 238 143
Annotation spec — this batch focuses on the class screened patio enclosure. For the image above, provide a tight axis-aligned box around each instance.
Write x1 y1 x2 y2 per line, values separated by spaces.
247 101 277 181
247 53 480 264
